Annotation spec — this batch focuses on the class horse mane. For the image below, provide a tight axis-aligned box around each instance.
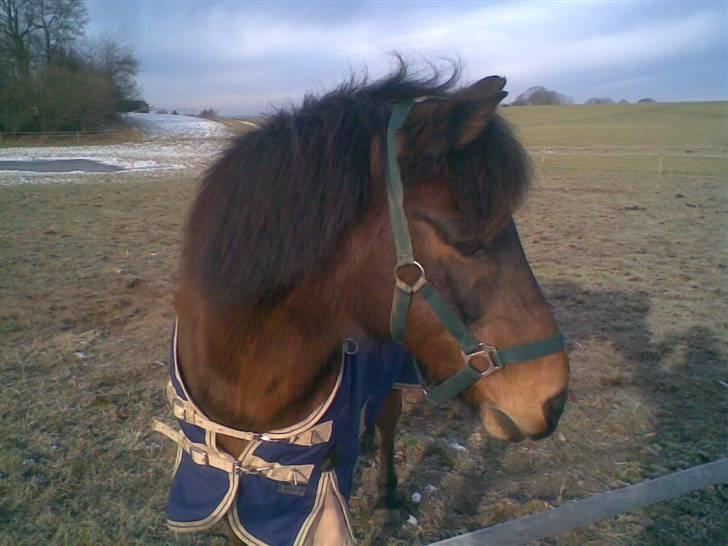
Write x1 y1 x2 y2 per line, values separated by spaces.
182 59 531 306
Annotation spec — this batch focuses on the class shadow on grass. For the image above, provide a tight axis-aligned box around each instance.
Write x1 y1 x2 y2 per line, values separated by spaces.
364 280 725 544
545 281 726 545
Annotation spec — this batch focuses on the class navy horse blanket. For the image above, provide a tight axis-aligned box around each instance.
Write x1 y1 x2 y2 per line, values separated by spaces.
155 322 419 545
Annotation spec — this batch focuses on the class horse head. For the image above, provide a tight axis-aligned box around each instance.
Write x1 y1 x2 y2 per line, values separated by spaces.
179 63 568 441
338 76 569 442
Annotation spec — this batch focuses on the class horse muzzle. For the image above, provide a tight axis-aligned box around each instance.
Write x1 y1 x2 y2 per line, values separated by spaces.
480 387 567 442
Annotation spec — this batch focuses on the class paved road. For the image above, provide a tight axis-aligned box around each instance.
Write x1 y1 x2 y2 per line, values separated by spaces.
0 159 123 173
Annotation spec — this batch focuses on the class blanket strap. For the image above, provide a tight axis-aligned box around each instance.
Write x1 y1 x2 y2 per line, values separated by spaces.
153 420 315 484
166 382 332 446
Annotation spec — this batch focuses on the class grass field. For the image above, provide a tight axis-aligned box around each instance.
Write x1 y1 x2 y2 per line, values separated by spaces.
0 119 144 149
503 101 728 149
1 102 726 545
503 101 728 178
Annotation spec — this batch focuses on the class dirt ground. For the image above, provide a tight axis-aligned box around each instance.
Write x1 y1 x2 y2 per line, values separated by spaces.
0 160 726 545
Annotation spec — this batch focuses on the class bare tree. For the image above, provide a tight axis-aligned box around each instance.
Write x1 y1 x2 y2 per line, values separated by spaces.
30 0 87 63
0 0 36 76
1 0 86 72
86 37 140 102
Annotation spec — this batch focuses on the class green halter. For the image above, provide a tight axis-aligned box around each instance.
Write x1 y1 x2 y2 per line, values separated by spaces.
385 100 565 405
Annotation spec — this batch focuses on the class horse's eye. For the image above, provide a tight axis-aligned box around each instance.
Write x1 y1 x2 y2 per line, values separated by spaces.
455 240 485 256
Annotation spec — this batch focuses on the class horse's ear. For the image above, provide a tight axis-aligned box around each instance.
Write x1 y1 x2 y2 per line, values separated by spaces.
409 76 507 155
451 76 508 147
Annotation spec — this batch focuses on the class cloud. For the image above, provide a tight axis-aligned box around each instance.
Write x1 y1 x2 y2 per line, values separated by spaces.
88 0 727 112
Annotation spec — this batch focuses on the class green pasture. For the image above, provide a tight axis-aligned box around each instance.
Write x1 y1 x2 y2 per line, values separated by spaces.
503 101 728 177
503 101 728 149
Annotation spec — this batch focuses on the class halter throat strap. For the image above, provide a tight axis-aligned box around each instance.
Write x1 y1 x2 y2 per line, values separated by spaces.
385 100 565 404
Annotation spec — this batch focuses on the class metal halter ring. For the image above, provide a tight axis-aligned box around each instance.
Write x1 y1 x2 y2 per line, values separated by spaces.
343 338 359 355
394 260 427 293
464 344 503 378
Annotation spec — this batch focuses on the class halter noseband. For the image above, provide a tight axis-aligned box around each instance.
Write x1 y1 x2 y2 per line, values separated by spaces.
385 100 565 404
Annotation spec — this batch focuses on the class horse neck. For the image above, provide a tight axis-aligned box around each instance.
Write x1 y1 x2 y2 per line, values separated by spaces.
175 279 349 433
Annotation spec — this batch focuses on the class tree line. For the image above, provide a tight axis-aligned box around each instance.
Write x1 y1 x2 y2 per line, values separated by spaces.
0 0 140 133
508 86 655 106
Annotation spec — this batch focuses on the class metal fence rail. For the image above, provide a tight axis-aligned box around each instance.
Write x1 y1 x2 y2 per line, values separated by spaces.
428 458 728 546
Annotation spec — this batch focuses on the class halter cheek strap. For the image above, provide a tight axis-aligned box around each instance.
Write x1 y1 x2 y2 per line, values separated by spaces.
385 100 565 405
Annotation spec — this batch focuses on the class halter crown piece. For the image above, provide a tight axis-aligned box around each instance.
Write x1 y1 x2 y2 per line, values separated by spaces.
385 100 566 404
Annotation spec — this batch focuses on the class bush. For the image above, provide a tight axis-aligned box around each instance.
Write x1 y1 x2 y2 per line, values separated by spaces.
198 108 218 119
0 78 36 132
586 97 615 105
0 0 140 134
0 62 116 133
511 86 572 106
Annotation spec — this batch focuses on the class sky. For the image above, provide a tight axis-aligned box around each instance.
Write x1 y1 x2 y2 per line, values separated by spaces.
87 0 728 116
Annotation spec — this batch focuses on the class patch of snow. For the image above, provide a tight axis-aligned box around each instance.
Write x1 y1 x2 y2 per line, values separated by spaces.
123 112 231 139
406 515 418 526
0 137 229 186
411 492 421 504
449 442 467 452
0 112 232 186
424 484 437 493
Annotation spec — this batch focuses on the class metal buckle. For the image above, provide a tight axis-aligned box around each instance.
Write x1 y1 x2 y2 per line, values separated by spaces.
234 462 271 476
171 398 187 420
189 445 209 466
394 260 427 293
464 344 503 377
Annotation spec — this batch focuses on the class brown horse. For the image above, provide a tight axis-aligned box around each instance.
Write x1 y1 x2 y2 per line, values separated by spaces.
167 61 569 544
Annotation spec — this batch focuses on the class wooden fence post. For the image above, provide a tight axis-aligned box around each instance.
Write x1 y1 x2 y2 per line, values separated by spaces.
658 150 664 175
541 146 546 168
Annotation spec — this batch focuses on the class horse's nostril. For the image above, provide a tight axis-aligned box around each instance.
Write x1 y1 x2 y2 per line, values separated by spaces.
544 388 568 425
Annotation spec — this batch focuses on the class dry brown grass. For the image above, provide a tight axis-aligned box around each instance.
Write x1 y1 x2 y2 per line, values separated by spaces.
1 122 726 544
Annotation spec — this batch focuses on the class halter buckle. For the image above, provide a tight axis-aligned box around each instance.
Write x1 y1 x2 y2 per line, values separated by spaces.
464 344 503 377
394 260 427 293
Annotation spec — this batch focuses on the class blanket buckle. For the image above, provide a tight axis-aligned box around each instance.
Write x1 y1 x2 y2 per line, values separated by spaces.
189 445 209 466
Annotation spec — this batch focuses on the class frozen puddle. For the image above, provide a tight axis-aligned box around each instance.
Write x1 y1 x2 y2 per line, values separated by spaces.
0 159 124 173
